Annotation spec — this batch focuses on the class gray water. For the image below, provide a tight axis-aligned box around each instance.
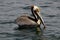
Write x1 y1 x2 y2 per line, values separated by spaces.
0 0 60 40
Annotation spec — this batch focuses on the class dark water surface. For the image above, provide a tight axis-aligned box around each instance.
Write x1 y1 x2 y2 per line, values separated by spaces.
0 0 60 40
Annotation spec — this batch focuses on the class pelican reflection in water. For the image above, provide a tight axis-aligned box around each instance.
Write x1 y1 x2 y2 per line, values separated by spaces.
16 5 46 29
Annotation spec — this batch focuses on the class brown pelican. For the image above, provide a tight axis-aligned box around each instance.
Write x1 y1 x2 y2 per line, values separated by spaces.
16 5 46 29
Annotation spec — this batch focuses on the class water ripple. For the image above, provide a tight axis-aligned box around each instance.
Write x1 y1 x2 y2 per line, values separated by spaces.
46 15 56 17
40 5 50 8
56 6 60 10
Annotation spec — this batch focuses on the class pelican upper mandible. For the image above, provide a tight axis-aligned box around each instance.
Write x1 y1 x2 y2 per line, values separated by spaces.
16 5 46 29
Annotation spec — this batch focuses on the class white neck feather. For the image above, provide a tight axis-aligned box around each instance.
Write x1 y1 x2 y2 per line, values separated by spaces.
37 19 41 24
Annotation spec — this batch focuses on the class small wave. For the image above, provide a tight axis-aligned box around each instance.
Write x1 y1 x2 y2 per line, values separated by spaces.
20 6 30 10
44 2 53 4
46 15 56 17
0 21 16 24
56 7 60 10
0 32 21 37
40 6 50 8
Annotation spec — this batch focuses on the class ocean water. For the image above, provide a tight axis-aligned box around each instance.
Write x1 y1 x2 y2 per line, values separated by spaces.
0 0 60 40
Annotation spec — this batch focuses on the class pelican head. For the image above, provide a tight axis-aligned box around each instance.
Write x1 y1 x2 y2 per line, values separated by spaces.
31 5 41 24
31 5 46 29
